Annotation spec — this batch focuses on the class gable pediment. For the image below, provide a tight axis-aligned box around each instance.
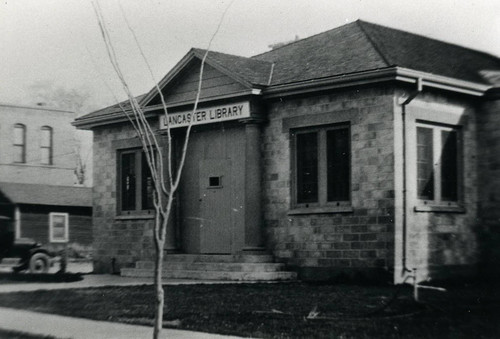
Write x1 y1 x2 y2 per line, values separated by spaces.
143 49 263 108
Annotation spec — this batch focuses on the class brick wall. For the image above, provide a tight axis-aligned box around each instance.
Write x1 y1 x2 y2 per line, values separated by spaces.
92 122 156 273
262 86 396 281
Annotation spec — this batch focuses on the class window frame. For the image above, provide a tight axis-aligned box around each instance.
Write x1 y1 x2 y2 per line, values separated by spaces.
40 126 53 165
49 212 69 243
117 148 156 216
415 121 464 210
13 123 26 163
290 123 352 214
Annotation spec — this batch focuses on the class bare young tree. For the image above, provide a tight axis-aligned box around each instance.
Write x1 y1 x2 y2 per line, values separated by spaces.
92 2 234 337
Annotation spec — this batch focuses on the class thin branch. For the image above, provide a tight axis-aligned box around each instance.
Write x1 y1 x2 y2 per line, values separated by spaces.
119 0 173 191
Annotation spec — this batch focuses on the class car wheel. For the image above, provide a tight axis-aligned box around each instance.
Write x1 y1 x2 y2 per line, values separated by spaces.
29 253 50 274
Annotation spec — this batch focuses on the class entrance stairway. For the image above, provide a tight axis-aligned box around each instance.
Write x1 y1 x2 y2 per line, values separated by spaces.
121 254 297 281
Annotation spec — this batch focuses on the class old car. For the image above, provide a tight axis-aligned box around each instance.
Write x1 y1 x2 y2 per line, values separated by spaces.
0 215 54 273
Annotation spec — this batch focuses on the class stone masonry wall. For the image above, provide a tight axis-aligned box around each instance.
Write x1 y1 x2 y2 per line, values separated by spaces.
92 121 156 273
262 86 396 281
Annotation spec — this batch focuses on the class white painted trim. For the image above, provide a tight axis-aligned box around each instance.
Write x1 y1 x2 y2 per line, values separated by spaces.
396 67 490 96
49 212 69 243
393 98 405 284
409 99 467 115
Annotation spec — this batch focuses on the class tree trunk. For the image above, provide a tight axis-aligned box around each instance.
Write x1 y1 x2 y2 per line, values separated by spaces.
153 237 165 339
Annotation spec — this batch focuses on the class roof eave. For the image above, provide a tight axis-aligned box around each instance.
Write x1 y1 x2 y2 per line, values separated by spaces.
396 67 490 96
73 110 159 130
263 67 491 98
73 88 263 129
75 67 492 130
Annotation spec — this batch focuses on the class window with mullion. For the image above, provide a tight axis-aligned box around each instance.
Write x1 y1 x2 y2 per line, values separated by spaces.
118 148 156 214
293 124 351 208
416 123 461 204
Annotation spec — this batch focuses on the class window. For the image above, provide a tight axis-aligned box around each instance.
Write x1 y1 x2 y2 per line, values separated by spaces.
49 212 69 243
208 176 222 188
40 126 53 165
416 123 461 205
118 149 155 214
13 124 26 163
292 124 350 210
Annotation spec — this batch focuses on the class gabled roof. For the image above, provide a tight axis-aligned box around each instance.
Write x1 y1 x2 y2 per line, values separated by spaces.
0 182 92 207
74 20 500 129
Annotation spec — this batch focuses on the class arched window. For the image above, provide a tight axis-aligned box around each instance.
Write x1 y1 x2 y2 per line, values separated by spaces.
40 126 53 165
13 124 26 163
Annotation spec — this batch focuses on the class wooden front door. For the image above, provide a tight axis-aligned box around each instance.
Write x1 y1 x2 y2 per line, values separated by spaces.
199 159 232 253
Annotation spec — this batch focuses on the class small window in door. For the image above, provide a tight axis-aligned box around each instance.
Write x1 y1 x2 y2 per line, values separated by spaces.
208 176 222 188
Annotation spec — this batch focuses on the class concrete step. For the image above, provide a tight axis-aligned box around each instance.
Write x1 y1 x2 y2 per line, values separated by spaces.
164 254 275 263
122 254 297 281
121 268 297 281
136 261 287 272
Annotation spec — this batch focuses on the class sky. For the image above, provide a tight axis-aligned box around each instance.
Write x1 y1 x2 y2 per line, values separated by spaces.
1 0 500 113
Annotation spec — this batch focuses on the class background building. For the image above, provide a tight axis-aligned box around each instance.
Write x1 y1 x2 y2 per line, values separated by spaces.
0 103 93 257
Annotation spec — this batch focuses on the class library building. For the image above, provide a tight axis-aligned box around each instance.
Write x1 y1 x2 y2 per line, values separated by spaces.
74 20 500 282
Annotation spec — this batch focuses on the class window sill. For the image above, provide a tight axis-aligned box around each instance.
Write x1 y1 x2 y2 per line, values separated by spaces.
414 205 465 213
115 214 155 220
288 206 353 215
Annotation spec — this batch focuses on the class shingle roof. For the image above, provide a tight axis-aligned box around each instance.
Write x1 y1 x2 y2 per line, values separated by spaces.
0 182 92 207
75 93 148 123
192 48 272 87
252 20 500 86
252 21 389 85
356 21 500 85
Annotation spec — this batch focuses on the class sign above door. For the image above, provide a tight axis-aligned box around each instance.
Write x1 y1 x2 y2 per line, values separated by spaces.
159 101 250 129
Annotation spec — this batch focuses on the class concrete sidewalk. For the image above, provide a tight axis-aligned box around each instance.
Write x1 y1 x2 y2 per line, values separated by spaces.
0 307 245 339
0 273 268 293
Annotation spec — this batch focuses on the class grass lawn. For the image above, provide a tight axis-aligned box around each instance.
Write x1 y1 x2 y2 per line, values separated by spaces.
0 282 499 338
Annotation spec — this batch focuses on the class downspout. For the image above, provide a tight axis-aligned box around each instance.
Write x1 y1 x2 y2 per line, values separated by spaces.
398 77 423 277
